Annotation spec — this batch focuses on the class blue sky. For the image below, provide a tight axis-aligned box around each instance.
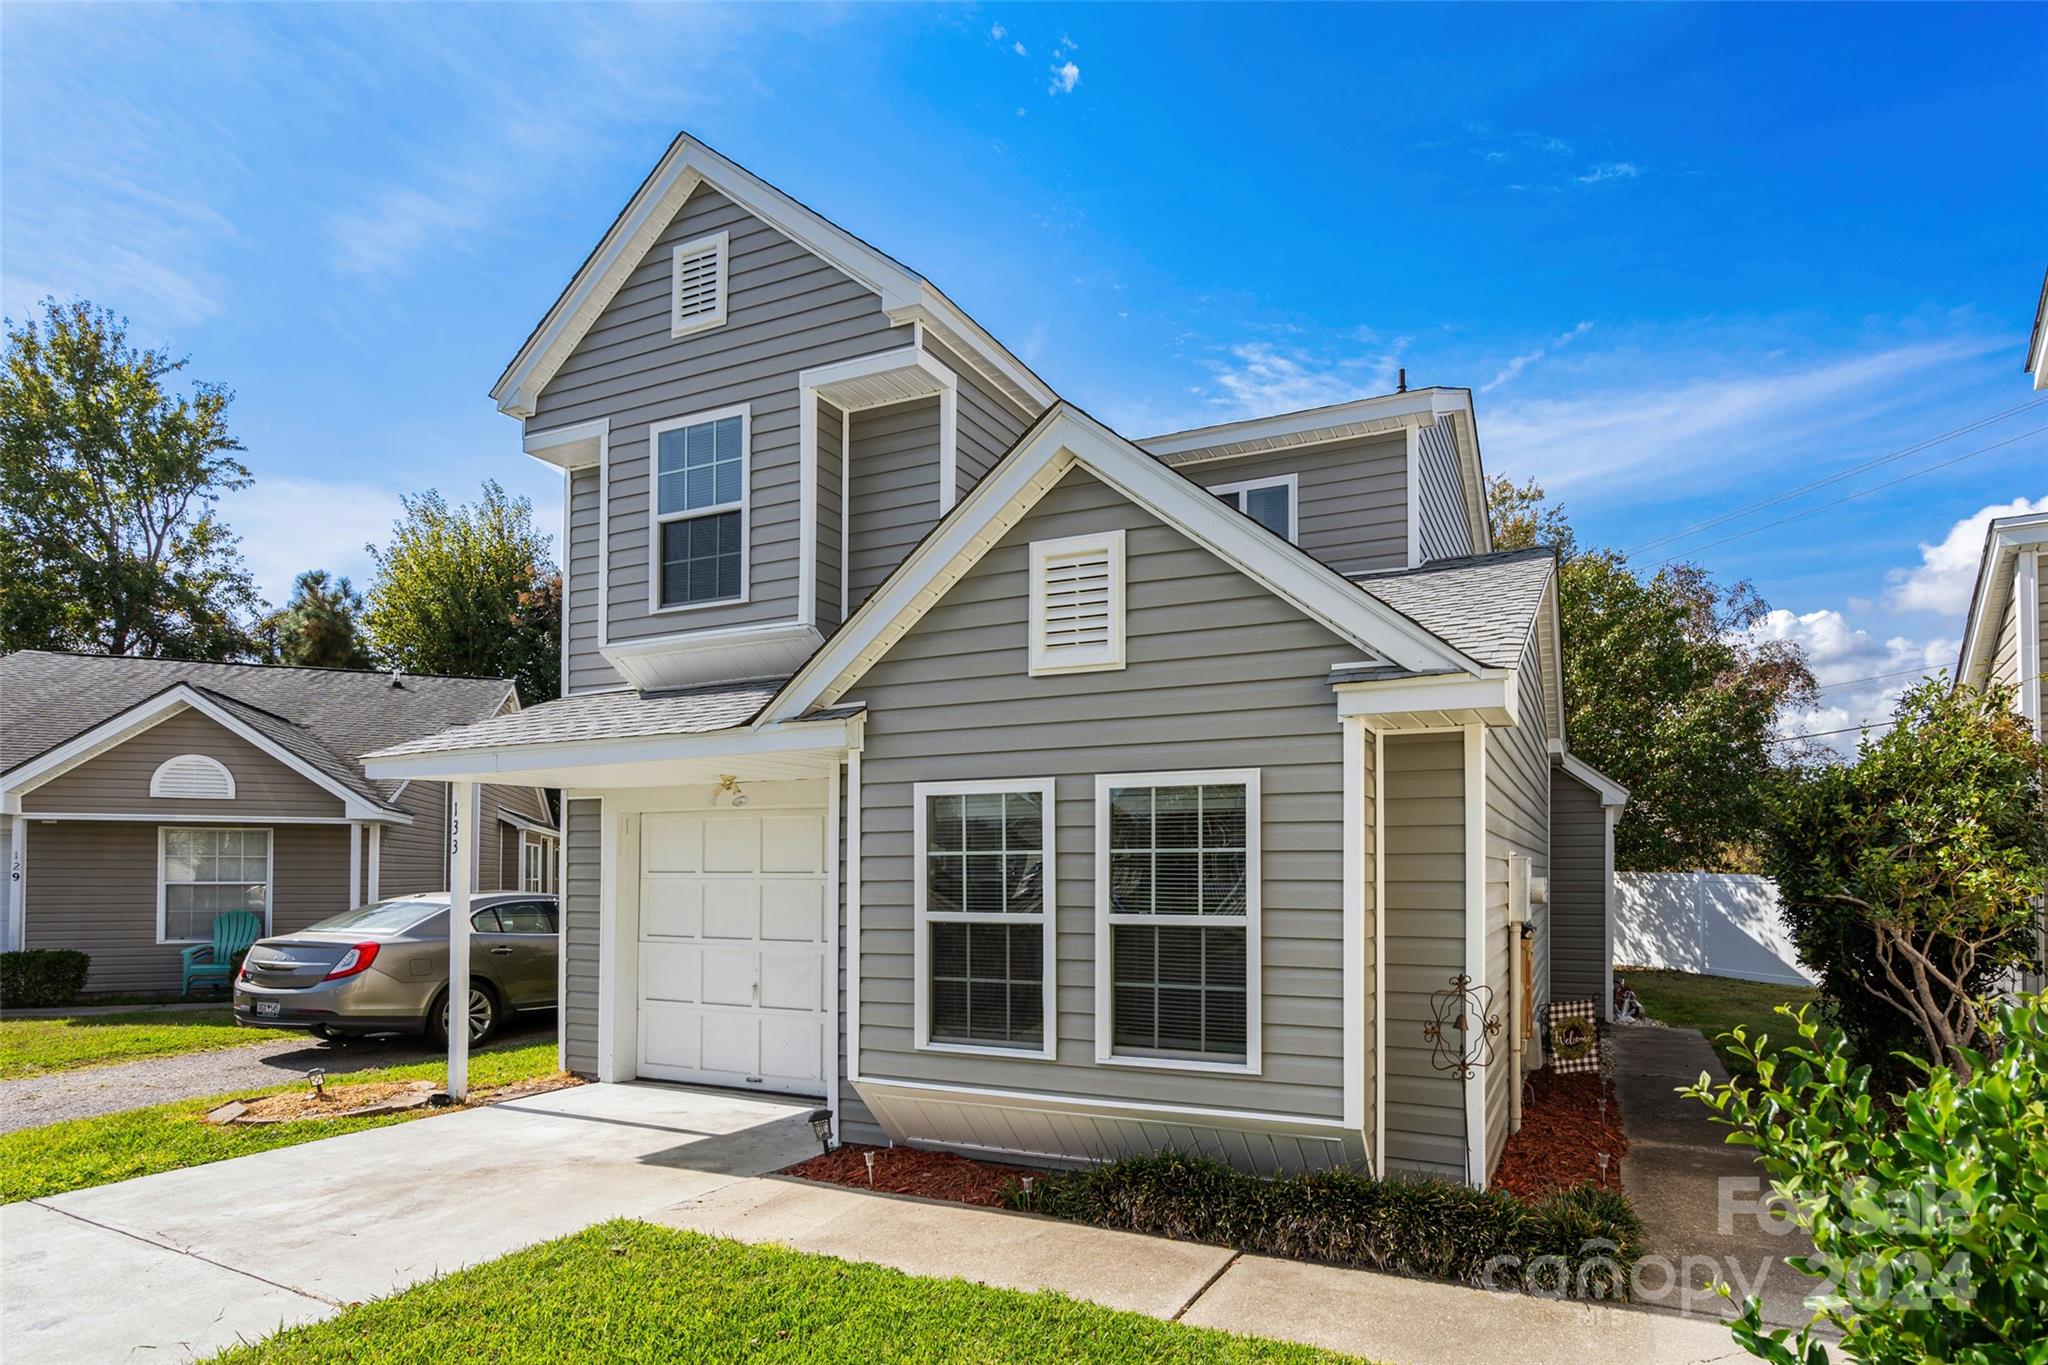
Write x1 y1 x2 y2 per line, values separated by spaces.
4 3 2044 744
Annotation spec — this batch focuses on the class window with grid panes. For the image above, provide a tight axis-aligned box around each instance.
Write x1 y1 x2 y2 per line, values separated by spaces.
920 785 1052 1050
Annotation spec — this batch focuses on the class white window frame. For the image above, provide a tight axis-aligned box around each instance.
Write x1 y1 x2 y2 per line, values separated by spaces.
519 833 555 893
669 230 730 338
157 825 273 945
1027 529 1126 677
646 403 751 614
148 753 236 800
1209 473 1300 544
1093 767 1262 1075
912 777 1059 1060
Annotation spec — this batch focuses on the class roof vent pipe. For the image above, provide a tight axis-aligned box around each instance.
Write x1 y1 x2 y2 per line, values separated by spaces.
1397 367 1407 394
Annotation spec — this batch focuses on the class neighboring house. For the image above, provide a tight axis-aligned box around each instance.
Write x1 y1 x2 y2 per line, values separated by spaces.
365 132 1622 1188
0 653 557 994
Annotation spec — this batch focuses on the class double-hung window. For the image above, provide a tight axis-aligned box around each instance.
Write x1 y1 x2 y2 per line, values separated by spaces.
1210 474 1298 542
160 826 271 944
1095 770 1260 1072
914 779 1057 1057
649 406 748 610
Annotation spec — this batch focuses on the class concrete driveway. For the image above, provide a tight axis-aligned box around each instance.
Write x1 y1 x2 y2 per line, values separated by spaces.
1 1083 819 1364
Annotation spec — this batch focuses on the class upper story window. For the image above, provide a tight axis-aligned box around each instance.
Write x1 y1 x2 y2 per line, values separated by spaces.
650 406 749 611
1028 530 1125 676
150 753 235 800
1210 474 1298 543
670 231 729 337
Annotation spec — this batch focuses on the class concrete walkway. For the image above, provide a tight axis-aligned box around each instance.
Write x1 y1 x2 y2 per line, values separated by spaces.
0 1017 557 1133
1608 1024 1826 1332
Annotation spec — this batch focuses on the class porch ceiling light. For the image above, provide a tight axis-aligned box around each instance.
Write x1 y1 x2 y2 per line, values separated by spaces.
714 774 748 807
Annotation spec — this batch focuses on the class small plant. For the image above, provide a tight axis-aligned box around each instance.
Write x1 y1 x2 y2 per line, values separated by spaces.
0 949 91 1007
1685 996 2048 1363
1002 1150 1643 1300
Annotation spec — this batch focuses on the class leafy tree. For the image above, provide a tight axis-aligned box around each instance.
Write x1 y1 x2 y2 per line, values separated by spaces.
256 569 377 670
1686 999 2048 1363
364 482 560 703
1763 680 2046 1075
0 299 260 657
1487 476 1816 871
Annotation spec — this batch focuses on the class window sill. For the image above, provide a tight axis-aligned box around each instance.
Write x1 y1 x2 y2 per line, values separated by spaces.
647 593 750 616
1094 1052 1261 1077
915 1038 1057 1062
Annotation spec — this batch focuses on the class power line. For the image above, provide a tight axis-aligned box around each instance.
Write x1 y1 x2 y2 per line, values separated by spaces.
1655 424 2048 566
1769 718 1899 744
1811 665 1939 694
1625 396 2048 557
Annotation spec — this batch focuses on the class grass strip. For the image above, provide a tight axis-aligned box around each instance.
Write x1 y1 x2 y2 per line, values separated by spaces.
0 1008 300 1080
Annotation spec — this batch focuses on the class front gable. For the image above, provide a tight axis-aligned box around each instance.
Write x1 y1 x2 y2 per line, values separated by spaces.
20 705 345 819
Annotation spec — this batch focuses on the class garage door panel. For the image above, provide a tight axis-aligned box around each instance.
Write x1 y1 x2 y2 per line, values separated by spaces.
760 882 822 942
702 881 760 939
703 819 758 873
760 949 821 1012
760 1016 823 1083
761 815 823 873
640 1003 702 1070
643 815 702 873
641 878 704 940
701 1013 761 1075
699 948 757 1007
640 943 701 1004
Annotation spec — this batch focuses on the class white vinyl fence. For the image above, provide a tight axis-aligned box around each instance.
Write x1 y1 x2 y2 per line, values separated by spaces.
1613 872 1817 987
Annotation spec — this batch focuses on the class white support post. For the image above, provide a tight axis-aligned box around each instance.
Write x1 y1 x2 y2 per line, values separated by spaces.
4 816 24 953
348 823 363 911
448 780 476 1101
367 825 382 904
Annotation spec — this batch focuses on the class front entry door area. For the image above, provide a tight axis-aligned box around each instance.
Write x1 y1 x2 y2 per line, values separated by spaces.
636 808 829 1097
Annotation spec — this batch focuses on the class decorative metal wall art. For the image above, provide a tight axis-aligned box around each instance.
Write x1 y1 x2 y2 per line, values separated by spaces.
1422 974 1502 1079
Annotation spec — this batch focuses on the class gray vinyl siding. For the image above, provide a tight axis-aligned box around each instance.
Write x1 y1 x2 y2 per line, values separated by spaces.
921 332 1034 494
1414 420 1473 563
565 464 623 694
532 183 910 649
478 783 554 894
26 821 350 994
1549 764 1609 1009
1991 585 2020 691
1185 434 1409 575
562 798 601 1075
846 396 943 612
816 401 845 632
836 761 886 1144
852 467 1359 1126
21 708 344 819
1382 733 1469 1178
1483 627 1550 1176
376 781 449 897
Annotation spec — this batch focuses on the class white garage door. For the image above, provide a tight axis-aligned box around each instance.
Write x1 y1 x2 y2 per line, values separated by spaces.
637 808 829 1097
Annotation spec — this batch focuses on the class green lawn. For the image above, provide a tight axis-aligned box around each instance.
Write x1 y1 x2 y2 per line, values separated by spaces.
211 1220 1354 1364
1618 967 1820 1073
0 1041 560 1204
0 1008 299 1080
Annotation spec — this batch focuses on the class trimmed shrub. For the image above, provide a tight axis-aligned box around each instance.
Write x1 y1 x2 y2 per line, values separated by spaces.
0 949 92 1008
1004 1151 1643 1300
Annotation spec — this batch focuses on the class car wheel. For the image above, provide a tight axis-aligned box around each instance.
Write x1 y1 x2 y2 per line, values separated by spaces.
426 984 500 1048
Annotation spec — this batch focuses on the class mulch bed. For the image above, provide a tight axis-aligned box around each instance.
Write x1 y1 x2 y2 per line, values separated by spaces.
1490 1066 1630 1200
202 1072 581 1126
782 1142 1050 1206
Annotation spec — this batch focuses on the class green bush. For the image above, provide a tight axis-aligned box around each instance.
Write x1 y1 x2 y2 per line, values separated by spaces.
0 949 92 1008
1003 1151 1643 1300
1686 995 2048 1363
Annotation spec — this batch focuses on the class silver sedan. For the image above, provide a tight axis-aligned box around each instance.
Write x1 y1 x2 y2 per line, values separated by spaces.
232 892 557 1045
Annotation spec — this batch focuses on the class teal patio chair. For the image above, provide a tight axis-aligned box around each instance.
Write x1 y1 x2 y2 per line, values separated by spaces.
181 910 264 996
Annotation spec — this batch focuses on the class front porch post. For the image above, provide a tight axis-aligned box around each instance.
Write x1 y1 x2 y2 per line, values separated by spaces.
347 823 363 910
449 779 475 1100
366 824 382 903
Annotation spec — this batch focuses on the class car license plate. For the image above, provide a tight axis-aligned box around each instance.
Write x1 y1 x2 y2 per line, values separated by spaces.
255 1000 281 1018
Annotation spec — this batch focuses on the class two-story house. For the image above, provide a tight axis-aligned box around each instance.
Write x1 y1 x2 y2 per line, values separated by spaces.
366 132 1625 1188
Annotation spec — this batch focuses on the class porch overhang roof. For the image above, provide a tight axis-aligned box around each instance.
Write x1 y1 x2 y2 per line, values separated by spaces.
362 713 859 790
1330 668 1520 729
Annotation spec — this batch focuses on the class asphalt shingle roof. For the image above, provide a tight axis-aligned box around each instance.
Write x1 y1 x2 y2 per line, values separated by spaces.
1349 547 1555 670
364 678 788 759
0 652 519 807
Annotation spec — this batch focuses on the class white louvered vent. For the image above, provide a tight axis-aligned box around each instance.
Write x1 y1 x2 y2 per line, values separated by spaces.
150 753 236 800
1028 530 1126 676
670 231 729 337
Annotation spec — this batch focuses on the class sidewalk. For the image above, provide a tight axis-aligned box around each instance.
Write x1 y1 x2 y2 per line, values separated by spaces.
657 1177 1755 1365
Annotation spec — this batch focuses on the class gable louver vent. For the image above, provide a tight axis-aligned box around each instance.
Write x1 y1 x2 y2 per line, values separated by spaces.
150 753 236 801
1028 530 1126 676
670 230 729 337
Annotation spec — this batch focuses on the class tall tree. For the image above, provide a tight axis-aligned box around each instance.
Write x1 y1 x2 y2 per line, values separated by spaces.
1 300 262 658
363 482 560 703
1487 475 1816 870
257 569 377 669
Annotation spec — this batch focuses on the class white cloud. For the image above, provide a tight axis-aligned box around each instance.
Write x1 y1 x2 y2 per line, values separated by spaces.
1014 40 1028 56
1048 60 1080 94
222 476 407 607
1194 336 1409 422
1575 161 1641 185
990 23 1006 39
1747 606 1955 757
1481 320 1592 393
1884 495 2048 616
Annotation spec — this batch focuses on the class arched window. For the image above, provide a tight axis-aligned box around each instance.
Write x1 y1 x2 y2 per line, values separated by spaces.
150 754 236 801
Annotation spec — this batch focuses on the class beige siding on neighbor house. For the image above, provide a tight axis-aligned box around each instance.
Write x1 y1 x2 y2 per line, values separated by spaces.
1992 583 2021 692
26 821 352 994
847 467 1365 1151
1483 628 1551 1174
1549 763 1609 1010
1186 434 1409 575
21 708 344 819
561 798 602 1076
532 184 911 663
1382 733 1469 1178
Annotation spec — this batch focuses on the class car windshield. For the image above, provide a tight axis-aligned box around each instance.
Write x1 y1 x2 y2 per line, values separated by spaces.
305 898 443 936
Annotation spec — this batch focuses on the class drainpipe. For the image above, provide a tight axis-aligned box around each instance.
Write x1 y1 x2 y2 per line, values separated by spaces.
1507 855 1532 1133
